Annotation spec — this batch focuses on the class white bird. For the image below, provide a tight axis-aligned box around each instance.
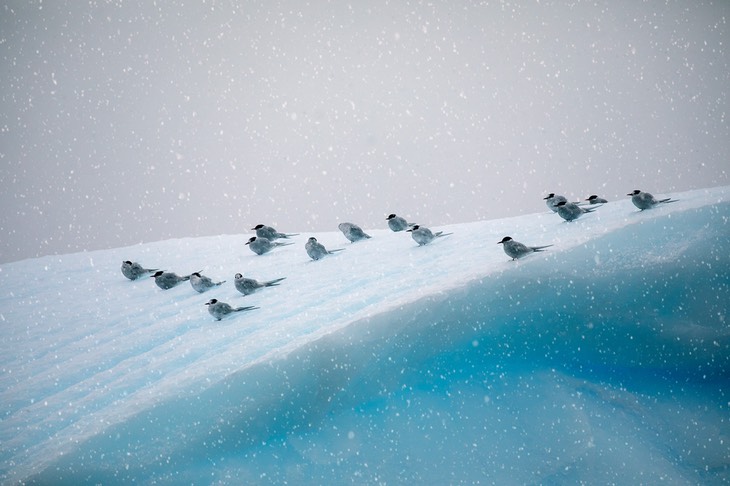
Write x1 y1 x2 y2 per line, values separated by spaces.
585 195 608 204
627 190 676 210
498 236 553 261
305 237 344 261
386 213 414 232
245 236 294 255
151 270 197 290
189 272 226 293
121 260 157 281
338 222 371 242
406 225 453 246
544 193 568 212
234 273 286 296
251 224 298 240
555 201 596 222
205 299 258 321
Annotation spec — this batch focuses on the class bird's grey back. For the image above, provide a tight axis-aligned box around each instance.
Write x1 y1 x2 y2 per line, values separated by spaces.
235 276 261 294
388 216 409 232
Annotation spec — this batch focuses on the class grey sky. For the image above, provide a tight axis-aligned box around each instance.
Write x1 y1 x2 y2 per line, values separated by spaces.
1 0 728 264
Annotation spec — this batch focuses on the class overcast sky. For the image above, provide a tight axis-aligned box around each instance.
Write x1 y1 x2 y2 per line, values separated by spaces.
1 0 728 264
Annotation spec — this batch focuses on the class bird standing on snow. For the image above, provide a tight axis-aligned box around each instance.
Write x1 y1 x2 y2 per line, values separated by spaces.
245 236 294 255
338 222 371 242
386 213 414 232
498 236 553 261
305 237 344 261
190 272 226 293
151 270 197 290
234 273 286 296
406 225 453 246
627 190 676 210
251 224 298 240
585 195 608 204
121 261 158 281
544 193 568 212
205 299 258 321
555 201 597 222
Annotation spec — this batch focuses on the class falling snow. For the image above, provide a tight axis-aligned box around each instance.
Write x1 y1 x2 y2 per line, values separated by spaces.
0 1 728 264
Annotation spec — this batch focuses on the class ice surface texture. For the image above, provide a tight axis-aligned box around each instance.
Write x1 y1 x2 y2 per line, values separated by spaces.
1 187 728 484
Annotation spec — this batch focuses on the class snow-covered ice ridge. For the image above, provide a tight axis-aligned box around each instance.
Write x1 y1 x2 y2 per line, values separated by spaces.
1 186 729 484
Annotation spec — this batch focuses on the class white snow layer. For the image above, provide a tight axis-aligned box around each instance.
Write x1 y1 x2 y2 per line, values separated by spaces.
1 186 729 484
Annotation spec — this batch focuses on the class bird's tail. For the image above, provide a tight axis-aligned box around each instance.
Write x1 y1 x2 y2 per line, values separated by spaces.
532 244 554 252
264 277 286 287
216 280 227 286
583 207 598 213
328 248 345 254
276 242 295 247
659 198 677 204
435 232 454 238
283 233 300 238
234 306 259 312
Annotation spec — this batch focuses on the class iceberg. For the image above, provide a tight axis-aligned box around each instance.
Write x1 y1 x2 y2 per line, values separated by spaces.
1 186 728 484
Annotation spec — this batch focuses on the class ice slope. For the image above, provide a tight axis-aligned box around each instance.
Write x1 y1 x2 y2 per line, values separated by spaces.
1 186 729 484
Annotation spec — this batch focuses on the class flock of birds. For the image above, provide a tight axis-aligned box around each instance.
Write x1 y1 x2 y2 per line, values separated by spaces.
121 189 675 321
